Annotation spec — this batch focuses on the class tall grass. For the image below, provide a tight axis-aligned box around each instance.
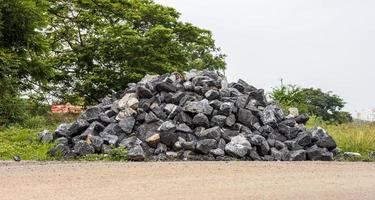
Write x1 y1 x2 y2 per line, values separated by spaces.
308 118 375 159
327 123 375 158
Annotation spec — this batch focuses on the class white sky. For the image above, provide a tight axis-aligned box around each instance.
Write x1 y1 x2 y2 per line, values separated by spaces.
155 0 375 117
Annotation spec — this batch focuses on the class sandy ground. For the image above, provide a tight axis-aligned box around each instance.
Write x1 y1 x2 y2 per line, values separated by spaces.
0 161 374 200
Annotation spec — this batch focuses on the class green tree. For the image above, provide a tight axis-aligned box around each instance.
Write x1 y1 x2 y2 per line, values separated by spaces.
0 0 52 125
47 0 226 105
271 85 352 123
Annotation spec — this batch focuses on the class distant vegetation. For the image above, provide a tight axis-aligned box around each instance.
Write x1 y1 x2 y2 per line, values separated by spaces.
271 84 352 124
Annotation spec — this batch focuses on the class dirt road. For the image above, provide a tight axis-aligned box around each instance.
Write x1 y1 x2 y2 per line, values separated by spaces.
0 161 374 200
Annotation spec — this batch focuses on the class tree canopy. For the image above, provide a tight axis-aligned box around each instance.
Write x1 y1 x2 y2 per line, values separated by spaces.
0 0 52 125
47 0 226 105
0 0 226 125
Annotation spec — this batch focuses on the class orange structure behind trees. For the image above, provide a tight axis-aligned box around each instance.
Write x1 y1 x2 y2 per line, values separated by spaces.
51 103 83 114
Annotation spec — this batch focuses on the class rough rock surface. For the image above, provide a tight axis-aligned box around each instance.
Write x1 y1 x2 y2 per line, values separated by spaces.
37 130 54 143
343 152 362 159
48 70 339 161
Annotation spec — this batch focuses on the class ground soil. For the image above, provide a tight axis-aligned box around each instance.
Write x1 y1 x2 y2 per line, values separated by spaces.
0 161 374 200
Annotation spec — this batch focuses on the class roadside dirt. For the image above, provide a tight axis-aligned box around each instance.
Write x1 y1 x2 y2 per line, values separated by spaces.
0 161 374 200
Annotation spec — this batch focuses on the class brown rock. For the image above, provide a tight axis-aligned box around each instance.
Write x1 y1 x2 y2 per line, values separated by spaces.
146 133 160 148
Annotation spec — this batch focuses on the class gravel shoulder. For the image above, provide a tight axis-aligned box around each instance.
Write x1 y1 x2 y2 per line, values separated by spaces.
0 161 374 200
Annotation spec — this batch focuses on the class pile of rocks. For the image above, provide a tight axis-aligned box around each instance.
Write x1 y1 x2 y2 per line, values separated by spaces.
49 70 339 161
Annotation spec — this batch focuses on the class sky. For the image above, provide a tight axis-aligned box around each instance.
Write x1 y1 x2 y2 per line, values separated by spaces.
155 0 375 120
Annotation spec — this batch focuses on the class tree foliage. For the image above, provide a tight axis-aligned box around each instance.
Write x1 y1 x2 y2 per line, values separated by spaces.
47 0 226 105
0 0 52 125
271 85 352 123
0 0 225 125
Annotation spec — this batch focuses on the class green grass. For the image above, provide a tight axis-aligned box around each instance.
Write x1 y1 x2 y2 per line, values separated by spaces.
327 123 375 157
0 113 128 161
0 125 128 161
0 113 77 161
0 125 56 160
307 118 375 161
